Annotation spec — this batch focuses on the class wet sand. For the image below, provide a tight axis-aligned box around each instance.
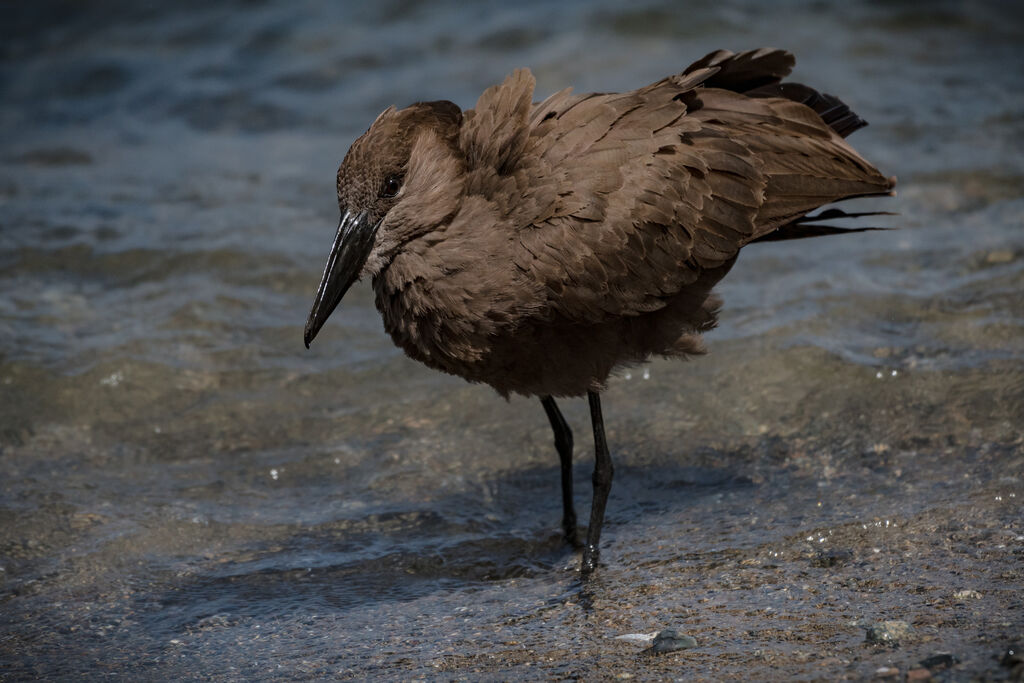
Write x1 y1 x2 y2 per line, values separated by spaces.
2 1 1022 679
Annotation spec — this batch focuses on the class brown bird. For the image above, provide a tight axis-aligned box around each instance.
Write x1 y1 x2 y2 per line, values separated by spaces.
304 48 894 574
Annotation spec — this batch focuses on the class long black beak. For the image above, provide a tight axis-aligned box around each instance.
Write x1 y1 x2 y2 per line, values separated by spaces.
304 209 378 348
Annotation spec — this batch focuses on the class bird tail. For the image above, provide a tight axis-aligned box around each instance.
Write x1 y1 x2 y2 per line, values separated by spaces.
685 48 870 138
749 208 897 243
747 82 868 138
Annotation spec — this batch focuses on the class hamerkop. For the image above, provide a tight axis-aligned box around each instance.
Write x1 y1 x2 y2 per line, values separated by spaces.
304 48 894 574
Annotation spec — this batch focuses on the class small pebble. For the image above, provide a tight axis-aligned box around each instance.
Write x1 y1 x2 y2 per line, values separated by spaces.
195 613 234 630
985 249 1014 264
905 667 932 681
952 589 981 601
865 620 914 646
647 629 697 654
874 666 899 678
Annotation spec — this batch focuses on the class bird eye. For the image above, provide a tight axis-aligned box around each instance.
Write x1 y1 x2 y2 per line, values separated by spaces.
380 175 402 198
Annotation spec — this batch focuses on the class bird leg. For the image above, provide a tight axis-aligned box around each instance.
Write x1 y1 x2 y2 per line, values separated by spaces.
540 396 579 547
582 390 614 575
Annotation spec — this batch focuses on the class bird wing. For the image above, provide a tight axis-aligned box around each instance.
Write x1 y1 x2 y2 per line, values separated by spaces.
457 52 892 324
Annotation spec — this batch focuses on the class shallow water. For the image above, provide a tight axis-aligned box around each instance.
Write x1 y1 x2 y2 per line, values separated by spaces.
2 1 1023 679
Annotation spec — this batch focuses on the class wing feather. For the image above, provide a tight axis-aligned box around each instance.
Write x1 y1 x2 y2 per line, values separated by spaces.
457 53 893 325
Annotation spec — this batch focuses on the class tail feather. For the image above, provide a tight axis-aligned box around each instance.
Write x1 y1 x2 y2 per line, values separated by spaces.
751 208 897 243
684 48 795 92
684 48 872 139
746 82 868 137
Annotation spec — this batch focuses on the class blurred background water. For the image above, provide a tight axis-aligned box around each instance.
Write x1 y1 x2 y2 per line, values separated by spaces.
1 0 1022 679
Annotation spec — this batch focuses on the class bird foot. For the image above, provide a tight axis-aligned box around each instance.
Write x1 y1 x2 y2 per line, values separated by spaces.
580 544 600 576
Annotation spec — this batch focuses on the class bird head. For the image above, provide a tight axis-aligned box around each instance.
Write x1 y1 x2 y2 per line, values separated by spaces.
304 100 464 348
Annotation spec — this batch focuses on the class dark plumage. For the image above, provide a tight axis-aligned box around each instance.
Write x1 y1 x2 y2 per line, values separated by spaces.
304 48 894 574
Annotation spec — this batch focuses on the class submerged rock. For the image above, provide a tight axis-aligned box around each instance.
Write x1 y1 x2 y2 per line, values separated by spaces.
811 548 853 567
865 620 915 646
919 653 959 671
999 644 1022 678
647 629 698 654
